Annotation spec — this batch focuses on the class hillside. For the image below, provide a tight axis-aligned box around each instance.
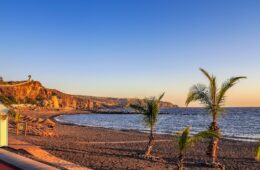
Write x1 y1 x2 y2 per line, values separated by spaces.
0 80 177 111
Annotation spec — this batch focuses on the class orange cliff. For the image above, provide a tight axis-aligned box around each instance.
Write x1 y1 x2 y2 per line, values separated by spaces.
0 80 178 111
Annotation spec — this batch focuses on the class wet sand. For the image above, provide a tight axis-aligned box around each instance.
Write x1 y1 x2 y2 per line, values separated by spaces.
10 111 260 170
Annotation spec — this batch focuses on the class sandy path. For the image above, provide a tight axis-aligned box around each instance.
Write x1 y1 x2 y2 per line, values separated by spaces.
0 81 31 87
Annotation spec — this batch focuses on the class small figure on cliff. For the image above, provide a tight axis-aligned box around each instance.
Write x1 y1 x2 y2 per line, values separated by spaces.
28 75 32 81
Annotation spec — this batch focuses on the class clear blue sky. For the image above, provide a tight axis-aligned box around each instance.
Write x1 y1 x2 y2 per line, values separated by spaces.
0 0 260 106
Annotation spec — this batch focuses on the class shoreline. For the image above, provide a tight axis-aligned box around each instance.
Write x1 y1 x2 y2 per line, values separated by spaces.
9 110 260 169
53 112 259 143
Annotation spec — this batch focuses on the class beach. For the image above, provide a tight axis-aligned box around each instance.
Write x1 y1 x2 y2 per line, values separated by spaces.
8 111 260 170
2 0 260 169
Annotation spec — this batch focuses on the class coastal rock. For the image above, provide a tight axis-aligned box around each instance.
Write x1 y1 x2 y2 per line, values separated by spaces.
0 80 178 111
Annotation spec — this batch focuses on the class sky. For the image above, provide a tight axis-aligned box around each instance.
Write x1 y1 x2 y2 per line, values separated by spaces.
0 0 260 107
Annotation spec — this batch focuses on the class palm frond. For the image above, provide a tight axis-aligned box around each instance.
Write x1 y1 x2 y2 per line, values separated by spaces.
177 126 191 151
217 76 247 105
129 100 146 113
189 130 220 146
130 93 164 129
199 68 217 106
256 141 260 161
158 92 165 102
176 126 220 153
144 97 160 128
210 76 217 104
188 69 246 118
186 84 211 106
199 68 213 83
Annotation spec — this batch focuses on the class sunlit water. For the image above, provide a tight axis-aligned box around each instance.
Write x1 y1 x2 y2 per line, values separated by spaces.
55 108 260 142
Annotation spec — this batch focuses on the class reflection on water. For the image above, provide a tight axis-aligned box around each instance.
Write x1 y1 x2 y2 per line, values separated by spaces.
55 108 260 142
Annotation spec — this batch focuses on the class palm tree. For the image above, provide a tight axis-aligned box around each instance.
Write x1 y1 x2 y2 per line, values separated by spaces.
130 93 164 157
176 126 220 170
256 140 260 161
186 68 246 165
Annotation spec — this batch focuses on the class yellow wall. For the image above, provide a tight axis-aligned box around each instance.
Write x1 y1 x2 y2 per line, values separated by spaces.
0 118 8 146
0 103 9 147
52 96 59 109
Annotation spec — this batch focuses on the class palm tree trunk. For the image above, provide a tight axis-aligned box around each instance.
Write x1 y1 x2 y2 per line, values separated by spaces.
206 115 220 164
145 127 154 156
178 152 184 170
211 135 219 164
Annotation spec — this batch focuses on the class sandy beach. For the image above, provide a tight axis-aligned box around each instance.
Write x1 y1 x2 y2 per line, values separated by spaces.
7 111 259 170
2 1 260 169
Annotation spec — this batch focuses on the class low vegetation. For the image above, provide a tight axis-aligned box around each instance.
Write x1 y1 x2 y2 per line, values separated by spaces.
130 93 164 157
186 68 246 166
176 126 220 170
0 95 17 105
257 141 260 161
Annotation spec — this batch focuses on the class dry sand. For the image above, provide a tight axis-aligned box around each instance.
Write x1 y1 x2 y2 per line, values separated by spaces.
9 111 260 170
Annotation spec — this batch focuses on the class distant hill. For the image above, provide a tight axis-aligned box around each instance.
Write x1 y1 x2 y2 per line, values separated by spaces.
0 80 178 111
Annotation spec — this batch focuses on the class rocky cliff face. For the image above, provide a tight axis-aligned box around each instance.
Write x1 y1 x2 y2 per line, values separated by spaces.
0 80 177 111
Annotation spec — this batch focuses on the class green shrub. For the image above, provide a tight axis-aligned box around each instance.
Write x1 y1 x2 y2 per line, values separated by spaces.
0 95 17 105
7 96 17 104
24 97 37 105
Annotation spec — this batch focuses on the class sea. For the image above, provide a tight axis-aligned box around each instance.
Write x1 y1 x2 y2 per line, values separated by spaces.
55 107 260 142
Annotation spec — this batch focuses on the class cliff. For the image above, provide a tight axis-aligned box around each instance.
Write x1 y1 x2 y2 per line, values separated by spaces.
0 80 178 111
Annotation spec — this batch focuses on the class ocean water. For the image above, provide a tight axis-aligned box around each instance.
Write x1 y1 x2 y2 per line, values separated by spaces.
55 108 260 142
